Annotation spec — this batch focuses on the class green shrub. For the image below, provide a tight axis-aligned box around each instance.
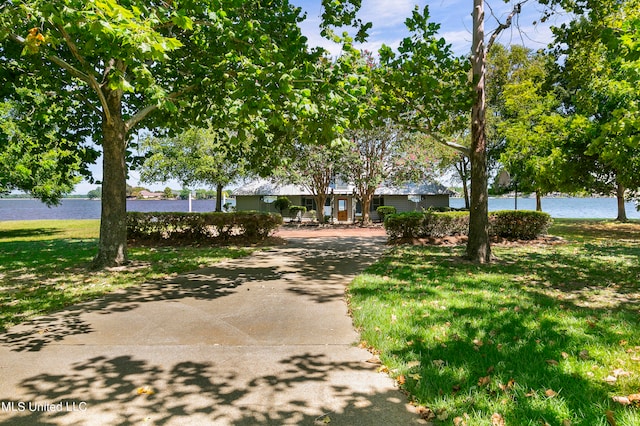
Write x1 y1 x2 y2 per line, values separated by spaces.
127 211 282 243
273 196 292 214
288 205 306 221
384 212 425 240
376 206 397 222
384 210 552 241
422 211 469 237
234 211 284 239
490 210 553 240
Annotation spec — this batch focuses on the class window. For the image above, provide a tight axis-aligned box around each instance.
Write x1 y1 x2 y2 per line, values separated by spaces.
355 196 384 212
302 197 317 211
371 196 384 211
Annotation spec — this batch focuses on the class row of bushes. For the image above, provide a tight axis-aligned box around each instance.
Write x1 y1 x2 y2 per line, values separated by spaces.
127 211 283 243
384 210 552 241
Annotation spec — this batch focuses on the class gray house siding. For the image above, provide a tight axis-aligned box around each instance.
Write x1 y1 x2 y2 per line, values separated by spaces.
233 179 453 223
369 195 450 221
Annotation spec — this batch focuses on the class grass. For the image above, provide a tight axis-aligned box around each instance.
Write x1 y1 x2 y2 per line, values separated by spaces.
0 219 252 332
348 219 640 425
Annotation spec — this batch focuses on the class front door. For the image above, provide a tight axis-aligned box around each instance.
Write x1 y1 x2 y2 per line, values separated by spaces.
337 198 348 221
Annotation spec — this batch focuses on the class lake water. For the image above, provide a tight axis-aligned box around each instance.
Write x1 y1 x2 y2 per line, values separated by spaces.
0 197 638 221
449 197 640 219
0 199 219 221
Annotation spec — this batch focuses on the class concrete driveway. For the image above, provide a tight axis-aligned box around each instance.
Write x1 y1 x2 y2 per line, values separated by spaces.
0 236 424 425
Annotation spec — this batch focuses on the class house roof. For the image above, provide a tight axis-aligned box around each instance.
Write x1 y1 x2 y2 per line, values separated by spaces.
374 182 454 196
232 180 311 196
233 179 453 196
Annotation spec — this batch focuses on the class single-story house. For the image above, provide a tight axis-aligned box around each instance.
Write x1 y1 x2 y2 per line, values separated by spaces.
233 179 453 223
137 190 165 199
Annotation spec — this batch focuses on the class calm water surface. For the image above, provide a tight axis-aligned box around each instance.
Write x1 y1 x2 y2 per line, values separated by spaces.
0 197 638 221
449 197 640 219
0 199 218 221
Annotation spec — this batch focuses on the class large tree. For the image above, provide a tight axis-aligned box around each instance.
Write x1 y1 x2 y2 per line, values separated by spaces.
0 0 344 267
0 95 95 204
488 45 574 211
139 126 250 212
342 125 435 224
376 3 527 262
542 0 640 221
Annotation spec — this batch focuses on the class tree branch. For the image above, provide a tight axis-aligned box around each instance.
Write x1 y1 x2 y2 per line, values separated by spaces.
125 84 197 132
487 0 529 53
384 85 470 155
55 24 113 124
10 32 113 124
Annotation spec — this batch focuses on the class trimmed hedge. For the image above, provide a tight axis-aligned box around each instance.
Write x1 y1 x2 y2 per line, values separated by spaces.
384 212 424 240
490 210 553 240
127 211 283 243
423 211 469 237
384 210 552 241
376 206 397 222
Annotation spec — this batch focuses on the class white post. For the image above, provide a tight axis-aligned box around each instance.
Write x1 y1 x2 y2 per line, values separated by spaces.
188 191 192 212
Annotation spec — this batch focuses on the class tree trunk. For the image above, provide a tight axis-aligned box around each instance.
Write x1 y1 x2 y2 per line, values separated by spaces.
536 190 542 212
314 194 327 223
92 88 128 269
454 157 470 209
461 160 470 210
215 183 223 212
616 181 627 222
362 194 372 225
466 0 491 264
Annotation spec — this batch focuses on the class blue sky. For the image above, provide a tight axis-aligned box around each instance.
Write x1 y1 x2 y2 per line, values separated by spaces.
292 0 566 56
75 1 566 194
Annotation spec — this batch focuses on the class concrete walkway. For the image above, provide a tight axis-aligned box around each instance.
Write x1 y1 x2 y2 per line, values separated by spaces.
0 236 423 425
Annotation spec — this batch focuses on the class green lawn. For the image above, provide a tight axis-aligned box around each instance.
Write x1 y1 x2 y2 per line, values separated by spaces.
0 219 252 332
348 219 640 425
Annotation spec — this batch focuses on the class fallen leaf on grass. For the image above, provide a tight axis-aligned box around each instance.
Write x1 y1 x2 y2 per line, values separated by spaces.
606 410 617 426
561 352 570 359
416 406 435 421
604 375 617 384
545 389 558 397
562 420 572 426
491 412 505 426
407 360 421 369
498 378 516 391
409 373 422 381
613 393 640 406
396 375 406 385
612 368 631 377
453 416 467 426
579 350 591 360
612 396 631 405
546 359 559 366
478 376 491 387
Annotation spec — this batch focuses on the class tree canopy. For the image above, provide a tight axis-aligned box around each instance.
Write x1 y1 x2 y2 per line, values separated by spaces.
0 0 364 267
